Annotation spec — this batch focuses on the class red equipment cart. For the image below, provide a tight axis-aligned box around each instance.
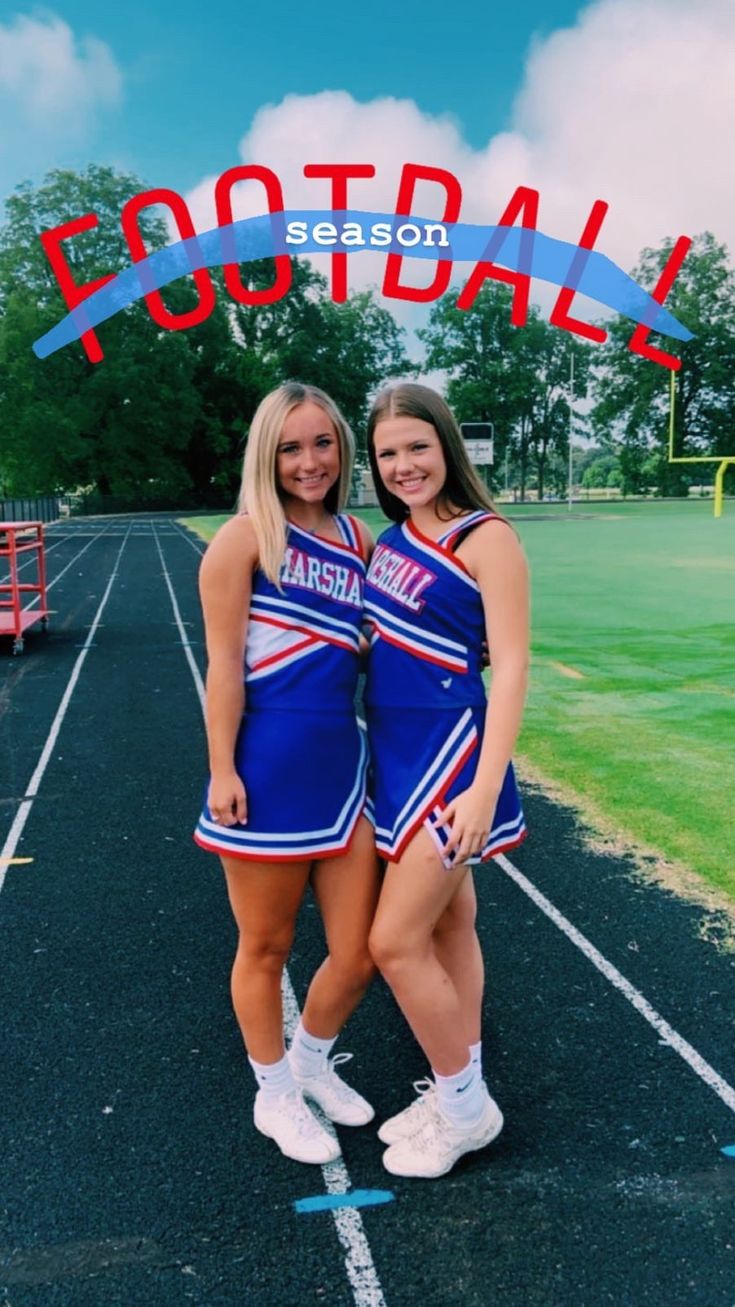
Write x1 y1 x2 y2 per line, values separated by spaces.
0 521 50 654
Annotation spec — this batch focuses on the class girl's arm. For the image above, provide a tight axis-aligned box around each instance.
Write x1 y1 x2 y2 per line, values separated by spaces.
439 520 529 863
352 515 375 670
199 515 259 826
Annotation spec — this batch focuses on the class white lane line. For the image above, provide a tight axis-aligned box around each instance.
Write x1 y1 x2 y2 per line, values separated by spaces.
280 970 388 1307
45 526 110 593
153 527 388 1307
18 526 111 613
495 852 735 1115
6 535 66 576
0 529 131 895
153 529 205 700
174 523 206 555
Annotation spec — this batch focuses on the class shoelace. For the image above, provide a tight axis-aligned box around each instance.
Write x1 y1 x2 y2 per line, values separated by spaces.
326 1050 353 1071
396 1078 435 1129
405 1097 460 1154
321 1050 358 1092
281 1089 330 1139
405 1093 493 1152
327 1052 354 1078
411 1077 435 1100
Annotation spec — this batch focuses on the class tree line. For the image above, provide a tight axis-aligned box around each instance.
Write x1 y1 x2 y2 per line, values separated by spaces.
1 165 733 506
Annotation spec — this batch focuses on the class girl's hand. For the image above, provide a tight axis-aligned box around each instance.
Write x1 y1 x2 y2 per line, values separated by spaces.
208 772 248 827
437 785 497 864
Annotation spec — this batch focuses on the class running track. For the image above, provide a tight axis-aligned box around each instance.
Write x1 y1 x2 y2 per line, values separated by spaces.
1 515 733 1307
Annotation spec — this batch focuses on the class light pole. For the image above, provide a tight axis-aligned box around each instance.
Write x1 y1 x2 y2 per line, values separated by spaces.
567 350 575 512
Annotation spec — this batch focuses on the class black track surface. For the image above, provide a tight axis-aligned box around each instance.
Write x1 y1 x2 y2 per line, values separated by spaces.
1 515 733 1307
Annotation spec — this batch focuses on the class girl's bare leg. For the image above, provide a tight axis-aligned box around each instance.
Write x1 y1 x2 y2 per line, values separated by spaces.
302 817 381 1037
368 827 472 1076
220 856 311 1063
433 873 483 1047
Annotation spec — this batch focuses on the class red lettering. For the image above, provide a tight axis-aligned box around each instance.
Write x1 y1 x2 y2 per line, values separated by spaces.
382 163 462 304
215 165 291 305
39 214 115 364
303 164 376 301
120 187 216 331
457 186 539 325
549 200 608 343
627 236 692 371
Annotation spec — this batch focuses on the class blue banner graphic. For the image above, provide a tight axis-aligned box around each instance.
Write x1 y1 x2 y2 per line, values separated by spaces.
32 209 693 359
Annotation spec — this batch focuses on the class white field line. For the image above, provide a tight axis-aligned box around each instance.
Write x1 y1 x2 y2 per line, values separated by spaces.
19 525 111 612
153 529 206 702
495 853 735 1116
174 523 206 555
8 535 66 575
0 528 130 895
3 528 95 585
153 527 388 1307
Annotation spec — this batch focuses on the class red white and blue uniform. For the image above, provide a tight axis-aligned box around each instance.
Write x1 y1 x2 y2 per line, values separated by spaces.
364 509 526 867
195 514 370 861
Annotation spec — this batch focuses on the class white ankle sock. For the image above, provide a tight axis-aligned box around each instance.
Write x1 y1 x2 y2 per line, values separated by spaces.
289 1019 337 1078
248 1052 296 1100
469 1040 482 1072
433 1058 486 1129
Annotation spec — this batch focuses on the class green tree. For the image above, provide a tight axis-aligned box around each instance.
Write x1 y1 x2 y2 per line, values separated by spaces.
232 261 411 442
591 232 735 496
0 166 412 503
581 452 621 489
419 284 591 499
0 166 218 500
516 317 591 501
419 284 523 489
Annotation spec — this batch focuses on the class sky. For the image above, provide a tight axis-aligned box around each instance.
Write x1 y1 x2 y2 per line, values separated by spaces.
0 1 585 199
1 0 734 332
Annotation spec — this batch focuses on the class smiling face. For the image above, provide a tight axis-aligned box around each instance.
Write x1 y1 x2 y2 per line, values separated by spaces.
276 401 341 506
371 415 448 512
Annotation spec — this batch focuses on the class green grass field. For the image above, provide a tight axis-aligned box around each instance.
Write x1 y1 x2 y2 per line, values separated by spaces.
182 500 735 900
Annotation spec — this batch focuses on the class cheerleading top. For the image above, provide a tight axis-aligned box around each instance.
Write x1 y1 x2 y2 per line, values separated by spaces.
244 513 366 710
363 508 526 866
193 512 370 862
364 509 498 710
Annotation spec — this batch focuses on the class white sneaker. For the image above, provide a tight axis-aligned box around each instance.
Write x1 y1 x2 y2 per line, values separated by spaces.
378 1078 436 1145
254 1087 341 1164
290 1051 375 1126
382 1086 503 1179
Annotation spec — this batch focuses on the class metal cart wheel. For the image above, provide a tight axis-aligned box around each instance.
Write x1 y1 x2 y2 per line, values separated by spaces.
12 636 24 655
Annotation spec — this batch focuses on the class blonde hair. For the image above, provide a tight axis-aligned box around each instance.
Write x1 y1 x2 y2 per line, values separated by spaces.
239 382 355 584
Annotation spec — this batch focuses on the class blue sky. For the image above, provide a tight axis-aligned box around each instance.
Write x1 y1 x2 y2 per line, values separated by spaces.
1 0 732 339
0 0 584 202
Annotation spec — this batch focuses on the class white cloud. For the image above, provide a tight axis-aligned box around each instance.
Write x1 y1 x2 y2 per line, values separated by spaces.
184 90 474 305
184 0 735 311
183 92 477 342
0 13 122 135
9 0 728 370
505 0 735 268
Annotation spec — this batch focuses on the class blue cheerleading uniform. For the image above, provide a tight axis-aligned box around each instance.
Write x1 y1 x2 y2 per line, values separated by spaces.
364 509 526 867
195 514 370 862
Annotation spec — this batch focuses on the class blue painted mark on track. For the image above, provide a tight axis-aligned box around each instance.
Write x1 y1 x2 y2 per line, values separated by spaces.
294 1189 395 1214
32 209 694 359
720 1144 735 1157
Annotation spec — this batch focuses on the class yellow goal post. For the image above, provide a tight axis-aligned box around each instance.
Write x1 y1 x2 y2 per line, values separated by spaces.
668 371 733 517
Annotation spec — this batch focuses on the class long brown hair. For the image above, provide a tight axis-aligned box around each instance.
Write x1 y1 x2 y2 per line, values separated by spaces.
367 382 496 523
